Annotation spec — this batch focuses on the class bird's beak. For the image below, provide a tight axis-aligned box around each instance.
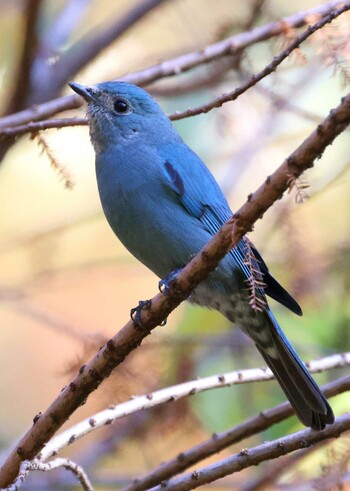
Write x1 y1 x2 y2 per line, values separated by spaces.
69 82 96 102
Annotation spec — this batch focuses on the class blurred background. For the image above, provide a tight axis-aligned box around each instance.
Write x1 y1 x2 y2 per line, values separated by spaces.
0 0 349 489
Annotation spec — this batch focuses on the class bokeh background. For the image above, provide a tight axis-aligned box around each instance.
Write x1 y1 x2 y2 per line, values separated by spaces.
0 0 349 489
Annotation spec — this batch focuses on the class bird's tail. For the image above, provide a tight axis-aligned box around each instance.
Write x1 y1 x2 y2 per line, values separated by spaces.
256 311 334 430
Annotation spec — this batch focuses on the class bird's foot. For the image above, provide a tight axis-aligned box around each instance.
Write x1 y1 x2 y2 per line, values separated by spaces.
130 299 167 329
130 299 152 330
158 268 182 296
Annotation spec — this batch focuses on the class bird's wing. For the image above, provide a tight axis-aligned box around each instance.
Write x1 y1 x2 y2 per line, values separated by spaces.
161 146 302 315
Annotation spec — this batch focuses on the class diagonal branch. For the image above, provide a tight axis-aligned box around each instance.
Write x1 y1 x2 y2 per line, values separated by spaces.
123 0 348 86
126 376 350 491
39 0 92 59
0 0 345 131
29 0 170 104
171 2 350 121
147 414 350 491
240 444 320 491
38 360 350 463
0 88 349 489
2 1 349 140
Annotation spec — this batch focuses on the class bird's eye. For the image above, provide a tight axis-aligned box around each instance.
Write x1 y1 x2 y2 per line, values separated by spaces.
114 99 129 113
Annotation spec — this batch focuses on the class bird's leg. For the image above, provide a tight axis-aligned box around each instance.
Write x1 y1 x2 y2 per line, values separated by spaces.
158 268 182 296
130 299 168 329
130 299 152 330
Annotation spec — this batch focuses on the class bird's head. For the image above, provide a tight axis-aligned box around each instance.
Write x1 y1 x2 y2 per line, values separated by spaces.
69 81 174 153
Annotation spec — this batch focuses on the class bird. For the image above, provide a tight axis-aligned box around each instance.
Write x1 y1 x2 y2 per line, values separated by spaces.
69 80 334 430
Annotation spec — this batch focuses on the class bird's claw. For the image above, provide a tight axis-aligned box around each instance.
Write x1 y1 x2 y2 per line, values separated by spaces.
158 268 182 295
130 299 152 330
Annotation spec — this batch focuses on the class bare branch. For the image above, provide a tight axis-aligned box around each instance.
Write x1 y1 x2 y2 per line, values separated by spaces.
0 0 345 130
0 88 349 489
39 0 92 59
239 444 323 491
0 117 86 137
0 95 81 130
171 2 350 121
25 0 92 107
147 414 350 491
38 355 350 462
124 375 350 491
123 0 348 87
5 0 42 115
4 458 94 491
30 0 171 104
3 2 350 140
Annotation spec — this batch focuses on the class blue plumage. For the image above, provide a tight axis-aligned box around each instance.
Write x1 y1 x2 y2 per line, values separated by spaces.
70 81 334 429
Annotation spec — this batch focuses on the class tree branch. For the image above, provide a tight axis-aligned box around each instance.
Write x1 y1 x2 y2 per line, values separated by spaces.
123 0 348 87
37 356 350 462
31 0 92 97
0 117 86 137
0 88 349 489
2 1 349 140
0 95 81 131
5 458 94 491
29 0 170 104
147 414 350 491
240 444 319 491
124 375 350 491
170 2 350 121
5 0 42 115
0 0 344 130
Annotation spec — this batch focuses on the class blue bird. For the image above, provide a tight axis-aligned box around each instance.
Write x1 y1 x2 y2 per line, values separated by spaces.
70 81 334 430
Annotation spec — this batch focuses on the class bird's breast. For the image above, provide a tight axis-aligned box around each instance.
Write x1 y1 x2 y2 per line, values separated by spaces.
95 151 204 278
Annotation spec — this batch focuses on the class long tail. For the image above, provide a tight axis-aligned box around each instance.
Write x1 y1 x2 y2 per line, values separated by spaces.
256 311 334 430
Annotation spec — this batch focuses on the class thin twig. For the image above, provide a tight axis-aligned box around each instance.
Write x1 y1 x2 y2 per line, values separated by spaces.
3 2 349 139
0 0 344 130
123 0 347 87
0 117 86 137
124 376 350 491
170 2 350 121
0 89 349 489
241 444 323 491
4 458 94 491
147 414 350 491
30 0 170 103
38 354 350 462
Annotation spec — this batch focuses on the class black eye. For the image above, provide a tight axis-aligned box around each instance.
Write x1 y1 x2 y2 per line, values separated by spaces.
114 99 129 113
